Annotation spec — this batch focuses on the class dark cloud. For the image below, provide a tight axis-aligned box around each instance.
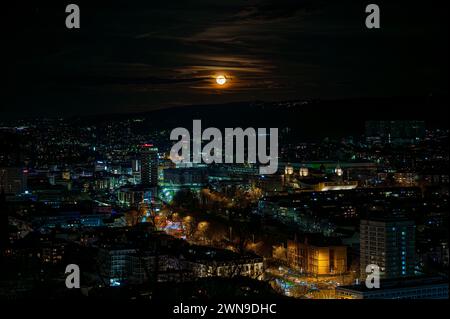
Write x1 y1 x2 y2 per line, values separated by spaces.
59 75 205 87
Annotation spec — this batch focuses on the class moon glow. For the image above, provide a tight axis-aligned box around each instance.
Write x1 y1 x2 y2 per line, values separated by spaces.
216 75 227 85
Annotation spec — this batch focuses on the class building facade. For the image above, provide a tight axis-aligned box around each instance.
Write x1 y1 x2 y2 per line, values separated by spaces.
140 144 158 187
360 216 415 279
287 239 347 275
336 276 448 299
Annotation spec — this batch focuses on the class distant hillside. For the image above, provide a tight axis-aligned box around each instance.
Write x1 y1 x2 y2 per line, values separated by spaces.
71 96 446 138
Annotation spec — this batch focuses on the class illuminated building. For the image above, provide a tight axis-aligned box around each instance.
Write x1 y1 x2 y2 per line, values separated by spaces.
393 171 417 186
92 176 111 191
131 159 140 173
299 166 309 177
287 237 347 275
314 181 358 191
298 178 358 191
94 160 108 172
130 159 141 184
96 239 264 286
284 165 294 175
334 164 343 177
128 252 188 284
40 240 66 264
208 164 258 180
163 167 208 187
282 165 295 189
62 171 70 180
336 276 448 299
160 167 207 202
98 244 136 286
32 203 113 229
6 236 67 266
360 215 415 280
140 144 158 187
117 185 155 208
278 161 378 176
97 233 189 286
50 174 72 191
184 245 264 279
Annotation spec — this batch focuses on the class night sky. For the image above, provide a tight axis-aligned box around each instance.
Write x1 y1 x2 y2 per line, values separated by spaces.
4 0 449 118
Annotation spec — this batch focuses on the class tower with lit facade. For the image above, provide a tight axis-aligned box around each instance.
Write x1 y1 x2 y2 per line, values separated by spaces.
140 144 158 187
360 215 415 280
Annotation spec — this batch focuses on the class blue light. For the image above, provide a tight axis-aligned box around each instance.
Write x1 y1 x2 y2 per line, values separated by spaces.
110 279 121 287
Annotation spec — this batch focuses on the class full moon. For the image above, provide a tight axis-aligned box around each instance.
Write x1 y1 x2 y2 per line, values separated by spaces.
216 75 227 85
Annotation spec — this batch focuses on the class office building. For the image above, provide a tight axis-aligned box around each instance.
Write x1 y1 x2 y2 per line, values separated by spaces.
287 237 347 275
184 245 264 279
140 144 158 187
360 215 415 280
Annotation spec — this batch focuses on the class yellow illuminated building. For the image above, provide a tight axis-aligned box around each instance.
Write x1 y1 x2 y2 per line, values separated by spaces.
287 239 347 276
62 171 71 180
314 181 358 192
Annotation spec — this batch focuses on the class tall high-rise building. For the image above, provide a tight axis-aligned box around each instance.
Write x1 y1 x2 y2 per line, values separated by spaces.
140 144 158 187
360 215 415 280
131 159 140 173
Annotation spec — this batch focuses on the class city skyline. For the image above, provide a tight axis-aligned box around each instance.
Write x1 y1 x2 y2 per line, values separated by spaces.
1 0 448 308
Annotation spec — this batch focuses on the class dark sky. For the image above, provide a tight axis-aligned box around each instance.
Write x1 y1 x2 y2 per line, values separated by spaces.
4 0 449 118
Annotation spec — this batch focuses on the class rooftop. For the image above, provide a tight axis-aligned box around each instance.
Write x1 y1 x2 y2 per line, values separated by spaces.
337 276 448 293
